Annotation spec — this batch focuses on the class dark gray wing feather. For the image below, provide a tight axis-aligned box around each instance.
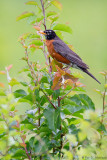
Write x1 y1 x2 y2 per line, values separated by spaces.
53 40 89 69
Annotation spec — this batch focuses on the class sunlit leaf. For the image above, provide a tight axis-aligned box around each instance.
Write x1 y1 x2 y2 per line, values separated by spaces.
78 131 87 141
94 89 103 96
49 16 59 23
16 12 34 21
9 78 20 86
104 84 107 88
53 23 72 34
27 15 37 24
30 40 43 46
0 89 6 96
36 16 44 22
51 0 62 10
25 1 38 5
100 71 107 76
72 72 84 79
47 11 57 17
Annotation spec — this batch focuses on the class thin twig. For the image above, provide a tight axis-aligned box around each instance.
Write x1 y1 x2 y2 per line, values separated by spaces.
58 96 63 157
102 76 107 122
38 106 40 127
60 85 75 100
40 33 49 65
40 0 46 30
5 67 12 93
41 89 57 109
21 136 31 160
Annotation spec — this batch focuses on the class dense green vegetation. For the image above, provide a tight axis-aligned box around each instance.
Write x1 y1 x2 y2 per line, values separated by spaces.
0 0 107 107
0 0 107 159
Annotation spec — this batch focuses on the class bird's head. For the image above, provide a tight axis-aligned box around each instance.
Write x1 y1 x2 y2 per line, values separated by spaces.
39 30 56 40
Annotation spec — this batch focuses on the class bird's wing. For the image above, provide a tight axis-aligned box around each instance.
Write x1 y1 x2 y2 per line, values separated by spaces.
53 40 89 69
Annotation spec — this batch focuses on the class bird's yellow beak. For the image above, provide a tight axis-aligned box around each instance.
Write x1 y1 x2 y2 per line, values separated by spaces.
39 31 46 35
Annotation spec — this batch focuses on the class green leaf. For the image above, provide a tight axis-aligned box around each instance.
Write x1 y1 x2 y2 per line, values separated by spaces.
70 94 95 110
36 16 44 22
27 15 37 24
25 1 38 5
34 137 48 154
43 108 60 131
53 24 72 34
20 81 28 86
35 89 40 101
79 94 95 110
18 94 33 104
9 78 20 86
63 104 84 115
55 31 63 39
94 89 102 95
40 76 49 83
45 89 53 95
104 84 107 88
13 149 27 158
47 11 57 17
30 40 43 46
0 89 6 96
69 124 79 134
14 89 27 98
49 16 59 23
51 0 62 10
72 72 84 79
16 12 34 21
52 90 60 100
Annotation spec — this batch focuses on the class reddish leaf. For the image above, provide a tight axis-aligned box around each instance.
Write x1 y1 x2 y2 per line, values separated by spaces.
51 0 62 10
21 135 26 141
51 59 63 72
64 72 78 83
33 25 41 31
25 1 38 5
20 143 26 148
100 71 107 76
51 72 62 90
56 66 78 82
7 64 13 71
0 83 5 88
0 71 6 75
76 81 86 87
51 65 78 90
64 79 74 89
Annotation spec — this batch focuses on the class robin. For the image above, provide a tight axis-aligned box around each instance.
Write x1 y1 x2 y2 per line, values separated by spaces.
39 30 100 84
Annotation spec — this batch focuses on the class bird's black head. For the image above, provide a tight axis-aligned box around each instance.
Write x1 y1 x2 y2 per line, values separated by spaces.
43 30 56 40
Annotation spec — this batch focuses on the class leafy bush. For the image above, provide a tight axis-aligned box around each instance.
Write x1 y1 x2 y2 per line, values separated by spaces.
0 0 107 159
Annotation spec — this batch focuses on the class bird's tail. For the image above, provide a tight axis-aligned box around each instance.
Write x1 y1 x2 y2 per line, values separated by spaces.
82 69 101 84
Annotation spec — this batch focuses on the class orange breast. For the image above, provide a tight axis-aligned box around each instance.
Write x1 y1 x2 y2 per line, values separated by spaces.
46 40 70 64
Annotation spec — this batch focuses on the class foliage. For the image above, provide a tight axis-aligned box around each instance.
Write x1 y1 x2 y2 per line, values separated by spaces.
0 0 107 160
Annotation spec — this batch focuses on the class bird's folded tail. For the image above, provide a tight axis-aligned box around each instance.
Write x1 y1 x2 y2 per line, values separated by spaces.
82 69 101 84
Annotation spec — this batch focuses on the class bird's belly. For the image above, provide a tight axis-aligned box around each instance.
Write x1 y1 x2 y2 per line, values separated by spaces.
46 40 70 64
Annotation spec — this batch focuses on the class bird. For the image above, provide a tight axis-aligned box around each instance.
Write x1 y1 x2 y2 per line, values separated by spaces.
39 30 100 84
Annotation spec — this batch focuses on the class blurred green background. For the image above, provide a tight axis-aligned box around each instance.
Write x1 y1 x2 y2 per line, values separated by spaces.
0 0 107 108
